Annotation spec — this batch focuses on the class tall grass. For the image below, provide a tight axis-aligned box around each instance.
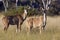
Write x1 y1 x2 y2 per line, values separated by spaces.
0 26 60 40
0 16 60 40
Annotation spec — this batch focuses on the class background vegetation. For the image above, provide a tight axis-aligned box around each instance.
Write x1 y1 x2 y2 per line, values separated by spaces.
0 0 60 16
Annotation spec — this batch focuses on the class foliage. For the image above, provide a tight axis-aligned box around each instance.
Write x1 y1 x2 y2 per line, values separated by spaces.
28 8 42 16
3 6 41 16
3 6 24 16
28 8 36 16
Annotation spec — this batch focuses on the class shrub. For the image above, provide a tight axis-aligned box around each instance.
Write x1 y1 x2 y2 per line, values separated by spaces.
3 6 24 16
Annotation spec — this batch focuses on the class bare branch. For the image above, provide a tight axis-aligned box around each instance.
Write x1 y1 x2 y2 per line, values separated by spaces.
42 0 51 10
6 0 8 8
16 0 18 10
46 0 51 10
42 0 46 9
48 0 51 4
46 0 49 10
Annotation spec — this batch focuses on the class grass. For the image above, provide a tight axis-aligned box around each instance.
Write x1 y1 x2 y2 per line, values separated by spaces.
0 27 60 40
0 16 60 40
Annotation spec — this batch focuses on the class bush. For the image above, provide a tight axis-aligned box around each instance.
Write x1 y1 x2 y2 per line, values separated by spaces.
27 8 41 16
3 6 42 16
3 6 24 16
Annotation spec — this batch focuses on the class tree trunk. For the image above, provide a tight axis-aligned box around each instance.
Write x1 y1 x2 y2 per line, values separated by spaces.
2 0 8 12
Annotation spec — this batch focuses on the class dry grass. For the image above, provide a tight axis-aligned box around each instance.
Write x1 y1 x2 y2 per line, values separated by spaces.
0 15 60 40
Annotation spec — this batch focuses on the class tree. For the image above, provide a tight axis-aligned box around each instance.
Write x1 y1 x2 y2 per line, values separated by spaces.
2 0 8 12
41 0 51 30
16 0 18 10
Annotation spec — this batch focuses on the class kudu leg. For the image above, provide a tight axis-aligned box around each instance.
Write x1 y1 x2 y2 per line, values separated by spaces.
16 25 19 33
27 25 33 35
27 27 30 35
4 23 9 32
39 24 42 34
16 23 21 33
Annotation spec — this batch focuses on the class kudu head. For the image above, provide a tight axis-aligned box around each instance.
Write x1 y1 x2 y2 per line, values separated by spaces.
21 8 28 20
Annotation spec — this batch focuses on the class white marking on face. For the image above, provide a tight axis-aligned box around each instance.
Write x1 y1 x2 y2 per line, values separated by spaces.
23 9 27 19
24 9 27 14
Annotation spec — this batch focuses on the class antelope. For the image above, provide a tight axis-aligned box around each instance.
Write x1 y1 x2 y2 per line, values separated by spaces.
2 9 28 33
25 16 44 34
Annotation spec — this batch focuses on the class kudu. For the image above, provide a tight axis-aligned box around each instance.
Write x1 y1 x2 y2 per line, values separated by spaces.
2 9 27 33
25 16 44 34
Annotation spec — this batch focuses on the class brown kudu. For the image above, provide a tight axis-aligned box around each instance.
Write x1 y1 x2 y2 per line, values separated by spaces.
2 9 28 33
25 16 44 34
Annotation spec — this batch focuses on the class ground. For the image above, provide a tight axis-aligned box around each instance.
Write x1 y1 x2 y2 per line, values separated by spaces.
0 14 60 40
